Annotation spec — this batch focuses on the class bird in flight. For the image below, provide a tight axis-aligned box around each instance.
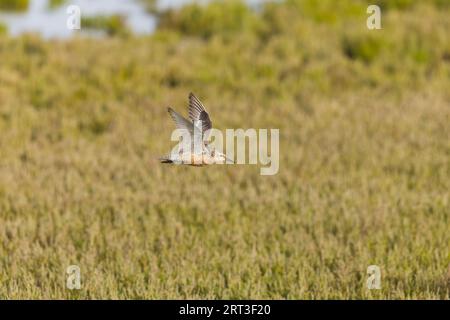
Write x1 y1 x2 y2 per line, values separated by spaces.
160 93 233 166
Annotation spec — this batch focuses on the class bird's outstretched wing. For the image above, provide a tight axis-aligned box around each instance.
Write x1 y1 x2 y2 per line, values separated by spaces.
168 107 193 134
188 93 212 135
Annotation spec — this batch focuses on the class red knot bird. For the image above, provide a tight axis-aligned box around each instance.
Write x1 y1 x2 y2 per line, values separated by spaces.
160 93 233 166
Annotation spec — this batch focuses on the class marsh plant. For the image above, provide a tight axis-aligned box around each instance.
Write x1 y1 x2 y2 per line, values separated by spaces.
170 126 280 175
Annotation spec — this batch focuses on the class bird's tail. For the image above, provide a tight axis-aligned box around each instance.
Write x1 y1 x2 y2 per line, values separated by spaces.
159 156 173 163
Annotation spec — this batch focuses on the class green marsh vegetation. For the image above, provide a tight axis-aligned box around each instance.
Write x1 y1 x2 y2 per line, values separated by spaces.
0 0 29 12
81 15 131 37
0 22 7 35
0 0 448 299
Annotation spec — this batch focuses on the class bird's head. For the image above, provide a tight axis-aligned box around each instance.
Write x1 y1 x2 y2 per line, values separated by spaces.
211 150 234 164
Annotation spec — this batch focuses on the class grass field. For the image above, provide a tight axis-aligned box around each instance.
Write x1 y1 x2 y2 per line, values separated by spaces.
0 0 449 299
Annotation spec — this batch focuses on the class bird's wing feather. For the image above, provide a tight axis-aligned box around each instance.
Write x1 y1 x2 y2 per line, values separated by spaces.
168 107 193 134
167 107 204 154
188 93 212 134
